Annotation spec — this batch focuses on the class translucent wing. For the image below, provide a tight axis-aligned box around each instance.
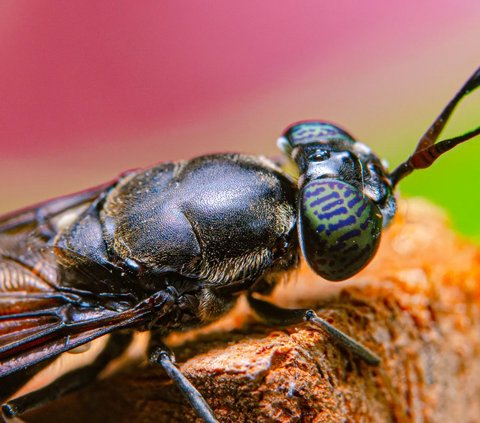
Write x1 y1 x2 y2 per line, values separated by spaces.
0 182 140 378
0 292 164 378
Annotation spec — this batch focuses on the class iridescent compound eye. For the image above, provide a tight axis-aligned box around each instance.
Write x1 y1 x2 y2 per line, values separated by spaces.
284 121 355 146
298 179 383 281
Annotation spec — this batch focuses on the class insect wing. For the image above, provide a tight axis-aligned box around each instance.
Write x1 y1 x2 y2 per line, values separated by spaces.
0 182 128 377
0 299 143 378
0 181 114 235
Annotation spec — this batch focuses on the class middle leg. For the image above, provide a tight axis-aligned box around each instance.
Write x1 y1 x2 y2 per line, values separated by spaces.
247 293 380 365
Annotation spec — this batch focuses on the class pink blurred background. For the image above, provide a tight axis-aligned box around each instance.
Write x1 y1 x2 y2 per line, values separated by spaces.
0 1 479 234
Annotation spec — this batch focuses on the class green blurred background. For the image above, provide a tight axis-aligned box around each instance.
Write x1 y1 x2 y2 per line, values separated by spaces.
0 1 479 240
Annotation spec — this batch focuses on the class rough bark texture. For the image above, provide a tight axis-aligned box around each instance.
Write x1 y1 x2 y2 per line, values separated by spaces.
23 199 480 422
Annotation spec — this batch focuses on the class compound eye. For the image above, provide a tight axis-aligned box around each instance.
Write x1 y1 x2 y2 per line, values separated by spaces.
298 179 382 281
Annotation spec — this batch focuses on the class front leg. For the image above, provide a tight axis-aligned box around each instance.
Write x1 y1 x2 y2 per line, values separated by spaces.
247 294 380 365
148 338 218 423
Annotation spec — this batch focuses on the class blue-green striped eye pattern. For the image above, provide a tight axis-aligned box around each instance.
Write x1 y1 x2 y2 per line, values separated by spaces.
298 178 383 281
284 121 355 146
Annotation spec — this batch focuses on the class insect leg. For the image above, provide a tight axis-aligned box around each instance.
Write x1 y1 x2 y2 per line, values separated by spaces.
2 331 133 418
247 293 380 365
149 340 218 423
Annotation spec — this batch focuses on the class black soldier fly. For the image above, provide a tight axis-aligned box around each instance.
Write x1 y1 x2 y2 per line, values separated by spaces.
1 67 479 423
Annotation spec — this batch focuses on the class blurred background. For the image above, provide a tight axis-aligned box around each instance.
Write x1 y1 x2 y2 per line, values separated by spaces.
0 1 479 238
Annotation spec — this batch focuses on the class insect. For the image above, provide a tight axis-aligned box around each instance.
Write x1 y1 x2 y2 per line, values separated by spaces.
0 67 479 423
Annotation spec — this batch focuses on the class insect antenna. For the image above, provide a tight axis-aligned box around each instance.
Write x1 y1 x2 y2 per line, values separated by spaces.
390 66 480 187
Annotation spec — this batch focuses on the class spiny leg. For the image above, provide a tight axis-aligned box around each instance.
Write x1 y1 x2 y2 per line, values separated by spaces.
149 339 218 423
247 294 380 365
2 331 133 418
